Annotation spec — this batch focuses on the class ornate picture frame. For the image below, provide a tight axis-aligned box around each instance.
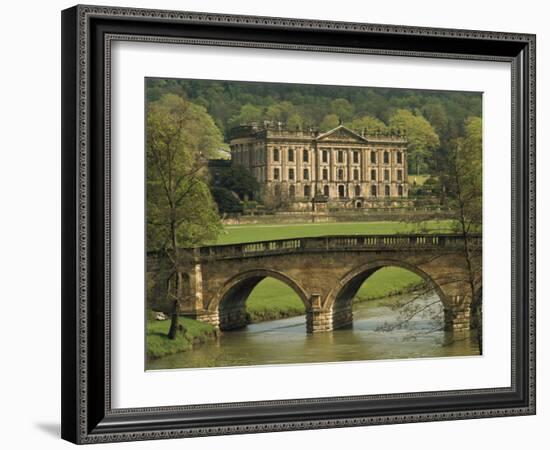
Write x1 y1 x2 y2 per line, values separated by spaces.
61 5 536 444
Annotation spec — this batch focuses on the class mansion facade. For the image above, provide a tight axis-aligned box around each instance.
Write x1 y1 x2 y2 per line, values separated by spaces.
229 123 409 207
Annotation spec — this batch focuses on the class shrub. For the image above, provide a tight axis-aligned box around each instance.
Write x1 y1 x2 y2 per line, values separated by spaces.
211 187 244 214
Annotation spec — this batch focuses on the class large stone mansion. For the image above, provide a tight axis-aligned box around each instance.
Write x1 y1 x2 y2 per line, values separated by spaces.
228 122 409 209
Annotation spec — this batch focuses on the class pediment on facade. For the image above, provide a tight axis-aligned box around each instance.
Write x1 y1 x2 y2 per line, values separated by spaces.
316 125 367 144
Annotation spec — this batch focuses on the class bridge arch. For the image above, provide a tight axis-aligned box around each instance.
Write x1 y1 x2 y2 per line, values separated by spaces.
209 269 310 331
327 259 448 310
325 259 449 330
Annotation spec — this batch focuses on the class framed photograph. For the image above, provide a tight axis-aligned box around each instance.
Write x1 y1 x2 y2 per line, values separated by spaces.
61 4 536 444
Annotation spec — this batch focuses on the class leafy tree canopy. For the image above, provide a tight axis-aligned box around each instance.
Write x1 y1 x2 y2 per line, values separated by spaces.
449 116 482 229
211 187 244 214
146 79 481 142
348 115 387 133
389 109 440 175
319 113 340 131
147 94 223 251
210 165 260 200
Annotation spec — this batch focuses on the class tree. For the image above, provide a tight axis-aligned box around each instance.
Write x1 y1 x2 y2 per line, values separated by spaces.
147 94 223 338
211 187 244 214
449 117 482 229
330 98 354 122
319 113 340 131
379 117 482 353
262 183 290 211
389 109 440 175
265 101 296 123
210 165 260 200
287 113 305 130
446 117 482 351
349 115 387 134
229 103 263 128
422 101 449 138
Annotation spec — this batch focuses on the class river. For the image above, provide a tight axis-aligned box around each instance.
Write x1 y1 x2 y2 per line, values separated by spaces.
147 293 480 370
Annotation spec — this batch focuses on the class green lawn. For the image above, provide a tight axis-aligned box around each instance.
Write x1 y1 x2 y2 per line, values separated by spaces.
147 316 217 359
353 266 423 300
246 278 306 322
212 220 455 246
410 174 432 186
246 267 424 323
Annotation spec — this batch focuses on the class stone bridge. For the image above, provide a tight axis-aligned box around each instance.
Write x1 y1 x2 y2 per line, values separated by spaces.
147 234 481 333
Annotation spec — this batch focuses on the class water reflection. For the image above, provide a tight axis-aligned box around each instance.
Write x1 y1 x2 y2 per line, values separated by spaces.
147 293 480 370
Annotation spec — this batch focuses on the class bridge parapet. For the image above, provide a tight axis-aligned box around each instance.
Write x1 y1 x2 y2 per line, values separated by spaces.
196 233 481 260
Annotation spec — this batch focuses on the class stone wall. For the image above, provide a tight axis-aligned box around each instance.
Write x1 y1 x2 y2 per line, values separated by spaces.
223 208 454 226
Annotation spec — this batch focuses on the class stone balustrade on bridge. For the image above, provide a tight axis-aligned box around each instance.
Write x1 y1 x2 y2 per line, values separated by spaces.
195 234 481 260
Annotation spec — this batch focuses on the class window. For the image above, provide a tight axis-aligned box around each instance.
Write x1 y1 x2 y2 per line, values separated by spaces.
397 151 402 164
288 148 294 162
353 169 359 181
338 169 344 180
354 185 361 197
303 168 309 180
371 169 376 181
303 149 309 162
304 185 311 197
384 169 390 181
273 168 280 180
323 185 330 196
338 185 345 198
322 168 328 180
385 185 391 197
397 169 403 181
289 185 295 198
383 151 389 164
322 150 328 163
288 168 295 180
273 148 280 162
398 185 404 196
371 185 377 197
370 151 377 164
353 151 359 164
337 150 344 163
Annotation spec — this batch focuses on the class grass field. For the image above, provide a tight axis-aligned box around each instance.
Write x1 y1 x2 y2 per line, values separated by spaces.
410 174 432 186
246 267 424 323
212 220 455 246
146 316 217 359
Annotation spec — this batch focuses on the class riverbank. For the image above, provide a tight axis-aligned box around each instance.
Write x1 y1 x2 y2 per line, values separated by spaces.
146 316 218 359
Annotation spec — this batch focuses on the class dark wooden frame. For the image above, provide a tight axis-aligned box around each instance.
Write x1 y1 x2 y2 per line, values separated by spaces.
61 4 536 444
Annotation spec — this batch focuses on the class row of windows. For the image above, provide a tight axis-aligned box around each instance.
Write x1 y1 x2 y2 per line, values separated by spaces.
273 167 403 181
282 184 405 198
274 148 310 163
272 148 403 164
